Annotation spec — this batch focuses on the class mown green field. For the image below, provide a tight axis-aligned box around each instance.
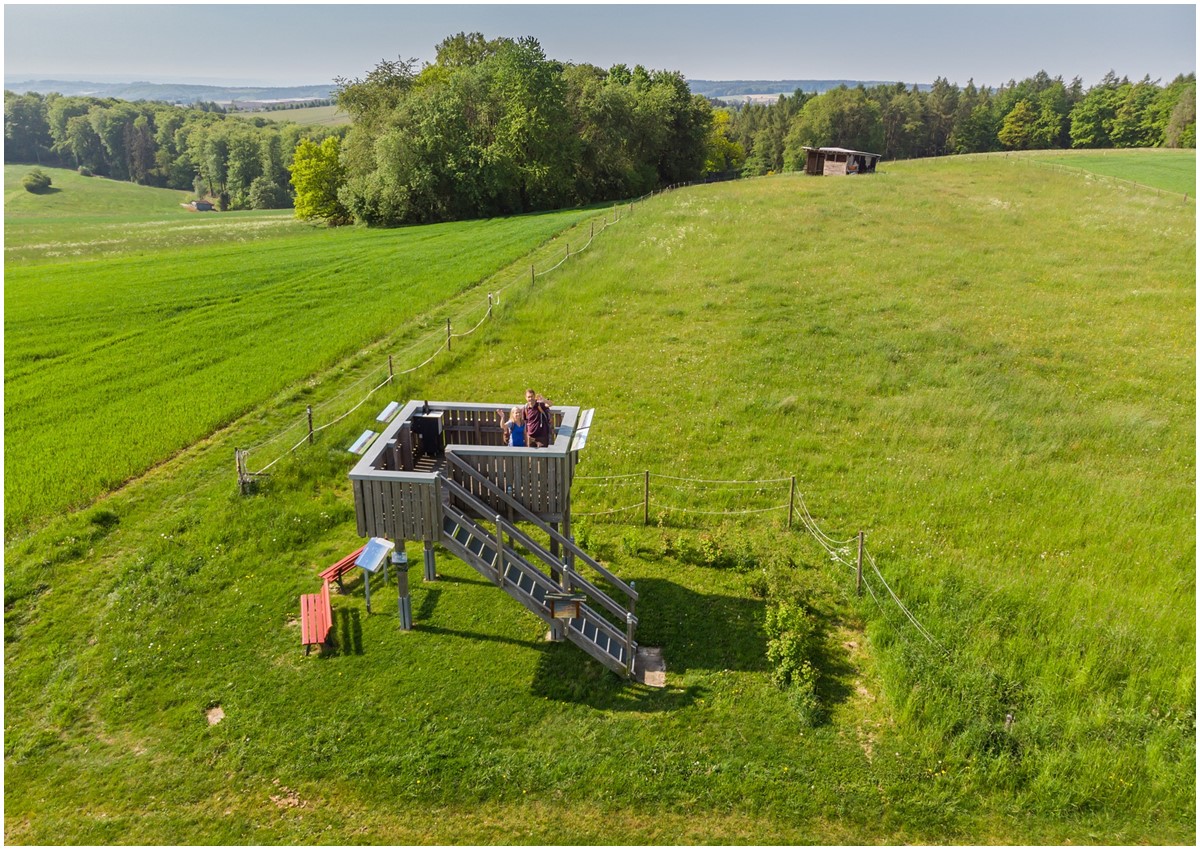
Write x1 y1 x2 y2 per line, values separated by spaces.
3 164 305 265
238 104 350 126
4 165 597 533
1031 148 1196 195
3 153 1195 843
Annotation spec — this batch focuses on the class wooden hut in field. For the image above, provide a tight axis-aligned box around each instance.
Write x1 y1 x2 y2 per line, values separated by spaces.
803 146 881 176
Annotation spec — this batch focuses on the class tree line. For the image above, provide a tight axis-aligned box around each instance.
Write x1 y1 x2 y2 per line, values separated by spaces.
728 70 1196 174
3 90 343 210
310 33 717 226
6 51 1195 226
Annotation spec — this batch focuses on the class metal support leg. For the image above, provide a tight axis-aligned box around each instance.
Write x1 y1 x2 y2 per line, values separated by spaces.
423 540 436 582
396 561 412 630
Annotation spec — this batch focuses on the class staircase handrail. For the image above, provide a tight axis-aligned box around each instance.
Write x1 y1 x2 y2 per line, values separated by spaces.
441 476 632 624
443 452 638 604
442 500 562 599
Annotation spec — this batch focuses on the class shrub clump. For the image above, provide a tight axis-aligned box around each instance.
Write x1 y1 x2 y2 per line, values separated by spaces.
765 601 821 725
77 165 94 177
22 168 52 193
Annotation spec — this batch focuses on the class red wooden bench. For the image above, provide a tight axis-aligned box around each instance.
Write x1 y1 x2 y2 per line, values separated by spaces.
300 580 333 654
319 545 366 591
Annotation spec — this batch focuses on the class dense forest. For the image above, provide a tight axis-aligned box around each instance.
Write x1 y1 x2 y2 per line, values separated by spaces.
729 71 1196 174
5 31 1195 224
2 89 343 210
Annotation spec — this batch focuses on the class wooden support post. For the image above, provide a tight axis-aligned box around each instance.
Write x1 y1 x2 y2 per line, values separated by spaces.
856 531 864 597
549 523 561 584
364 567 372 614
306 406 314 445
643 470 650 526
423 539 436 582
788 476 795 529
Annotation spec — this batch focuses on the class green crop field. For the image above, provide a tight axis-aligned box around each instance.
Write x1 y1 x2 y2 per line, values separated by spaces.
1030 148 1196 196
3 153 1195 844
238 104 351 126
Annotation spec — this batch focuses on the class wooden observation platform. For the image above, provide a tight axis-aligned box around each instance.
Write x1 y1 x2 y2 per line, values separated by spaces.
348 400 639 677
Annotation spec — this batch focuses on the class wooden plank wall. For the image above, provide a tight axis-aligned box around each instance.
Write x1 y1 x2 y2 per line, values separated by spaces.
441 406 506 447
353 477 440 541
452 452 568 523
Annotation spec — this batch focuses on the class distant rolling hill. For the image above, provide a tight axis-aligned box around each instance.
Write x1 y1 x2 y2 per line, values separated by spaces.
7 76 933 108
4 78 334 105
688 78 932 99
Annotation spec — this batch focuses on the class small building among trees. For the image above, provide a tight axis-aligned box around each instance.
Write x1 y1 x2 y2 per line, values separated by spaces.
803 146 881 176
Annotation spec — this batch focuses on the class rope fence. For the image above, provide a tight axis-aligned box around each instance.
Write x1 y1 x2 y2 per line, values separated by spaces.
575 468 943 651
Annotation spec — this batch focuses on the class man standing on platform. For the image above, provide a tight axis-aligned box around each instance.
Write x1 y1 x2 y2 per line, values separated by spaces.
524 389 552 448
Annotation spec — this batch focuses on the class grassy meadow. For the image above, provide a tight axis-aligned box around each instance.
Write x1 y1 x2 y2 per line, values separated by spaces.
4 164 597 533
3 152 1195 843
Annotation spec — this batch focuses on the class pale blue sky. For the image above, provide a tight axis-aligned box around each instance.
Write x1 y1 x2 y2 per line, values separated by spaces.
4 3 1196 89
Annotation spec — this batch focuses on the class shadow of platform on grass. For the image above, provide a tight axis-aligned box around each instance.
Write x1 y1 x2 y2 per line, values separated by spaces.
530 640 705 711
526 577 767 711
630 577 769 675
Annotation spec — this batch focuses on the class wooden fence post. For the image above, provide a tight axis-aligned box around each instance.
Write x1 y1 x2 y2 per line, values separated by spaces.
388 354 394 381
446 318 451 351
856 531 864 597
235 449 248 495
788 476 795 529
643 470 650 526
531 264 535 285
306 405 314 444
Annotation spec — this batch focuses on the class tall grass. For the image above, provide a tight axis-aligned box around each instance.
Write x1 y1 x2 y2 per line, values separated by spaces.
3 154 1194 843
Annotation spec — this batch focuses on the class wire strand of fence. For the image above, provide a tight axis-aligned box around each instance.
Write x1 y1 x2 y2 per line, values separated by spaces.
312 373 394 435
574 471 646 481
796 491 858 548
572 501 645 517
247 374 393 477
534 250 571 277
864 547 943 650
449 302 494 338
255 430 315 475
651 502 789 516
650 478 789 492
652 472 793 485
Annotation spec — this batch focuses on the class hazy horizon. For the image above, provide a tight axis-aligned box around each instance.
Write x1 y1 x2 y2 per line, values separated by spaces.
4 4 1195 92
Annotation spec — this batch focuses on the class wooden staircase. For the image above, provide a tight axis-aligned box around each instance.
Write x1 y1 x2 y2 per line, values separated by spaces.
438 457 638 677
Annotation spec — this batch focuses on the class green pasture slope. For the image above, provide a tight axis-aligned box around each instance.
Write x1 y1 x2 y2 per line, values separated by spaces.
4 165 595 534
3 153 1195 843
1031 147 1196 196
